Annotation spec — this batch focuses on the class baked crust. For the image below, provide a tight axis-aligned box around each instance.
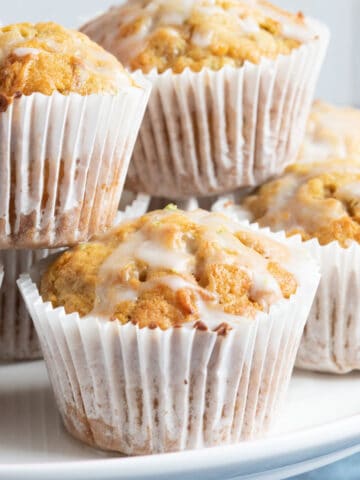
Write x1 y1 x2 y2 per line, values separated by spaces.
81 0 316 74
243 160 360 247
0 22 133 107
40 208 297 328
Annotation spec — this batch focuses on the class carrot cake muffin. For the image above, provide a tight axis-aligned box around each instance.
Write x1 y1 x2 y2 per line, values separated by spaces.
83 0 317 74
82 0 329 198
299 101 360 163
216 159 360 372
241 160 360 247
19 207 319 454
0 22 151 248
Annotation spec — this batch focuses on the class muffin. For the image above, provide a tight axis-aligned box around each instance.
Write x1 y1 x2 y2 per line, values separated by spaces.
299 100 360 163
214 159 360 373
0 22 151 248
18 208 319 454
81 0 329 199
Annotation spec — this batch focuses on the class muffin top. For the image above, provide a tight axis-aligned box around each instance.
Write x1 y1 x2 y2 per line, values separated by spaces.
0 22 134 108
40 207 299 331
299 101 360 163
241 160 360 247
81 0 318 74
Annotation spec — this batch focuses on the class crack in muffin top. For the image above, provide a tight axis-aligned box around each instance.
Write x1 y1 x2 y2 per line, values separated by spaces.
40 208 298 330
81 0 318 74
241 160 360 247
0 22 134 108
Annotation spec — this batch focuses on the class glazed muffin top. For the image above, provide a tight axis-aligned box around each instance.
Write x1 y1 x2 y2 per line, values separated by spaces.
81 0 318 74
40 207 299 331
241 160 360 247
0 22 134 108
299 101 360 163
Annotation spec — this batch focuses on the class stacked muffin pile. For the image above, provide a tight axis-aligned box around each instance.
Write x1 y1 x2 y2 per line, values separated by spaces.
1 0 346 457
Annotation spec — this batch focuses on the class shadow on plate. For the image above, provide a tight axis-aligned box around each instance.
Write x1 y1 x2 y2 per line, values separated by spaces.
0 362 115 462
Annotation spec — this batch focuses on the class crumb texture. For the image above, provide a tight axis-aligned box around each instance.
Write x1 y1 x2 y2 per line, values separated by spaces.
40 208 297 329
0 22 133 104
243 160 360 247
81 0 316 74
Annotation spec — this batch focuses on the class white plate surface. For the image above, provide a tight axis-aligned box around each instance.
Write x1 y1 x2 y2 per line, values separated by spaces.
0 361 360 480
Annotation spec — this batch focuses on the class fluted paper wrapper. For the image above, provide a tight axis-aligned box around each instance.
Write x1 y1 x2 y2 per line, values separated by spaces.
18 228 319 454
0 77 151 249
213 199 360 374
0 249 51 361
296 240 360 374
126 20 329 199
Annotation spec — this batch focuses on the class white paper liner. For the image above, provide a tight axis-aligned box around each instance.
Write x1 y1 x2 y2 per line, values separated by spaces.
17 227 319 454
0 249 52 361
126 20 329 199
295 239 360 374
0 75 151 249
213 198 360 374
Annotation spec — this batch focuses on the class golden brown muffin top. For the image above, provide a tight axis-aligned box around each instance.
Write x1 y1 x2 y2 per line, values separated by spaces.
40 207 298 330
81 0 318 74
0 22 134 108
242 160 360 247
298 101 360 163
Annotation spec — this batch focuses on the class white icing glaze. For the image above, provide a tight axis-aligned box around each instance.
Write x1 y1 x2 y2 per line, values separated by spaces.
191 29 213 47
300 103 360 163
13 47 41 57
336 182 360 199
282 21 315 43
0 24 133 90
196 296 253 329
250 269 282 308
100 229 194 276
91 209 296 321
237 16 260 34
260 4 316 42
300 139 346 164
243 161 360 238
81 0 315 69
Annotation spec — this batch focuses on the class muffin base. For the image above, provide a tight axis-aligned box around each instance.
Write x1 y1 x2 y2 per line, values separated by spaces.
0 77 151 248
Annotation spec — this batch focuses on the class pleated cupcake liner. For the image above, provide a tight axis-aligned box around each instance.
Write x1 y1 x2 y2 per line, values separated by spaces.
0 249 52 361
17 227 320 454
212 198 360 374
0 74 151 249
296 239 360 374
126 19 329 199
